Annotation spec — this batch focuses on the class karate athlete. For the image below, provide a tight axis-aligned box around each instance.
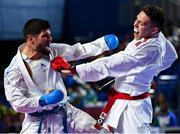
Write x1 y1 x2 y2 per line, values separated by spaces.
4 18 119 133
61 5 178 133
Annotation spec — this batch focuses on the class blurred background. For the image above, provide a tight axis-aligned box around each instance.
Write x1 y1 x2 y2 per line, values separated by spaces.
0 0 180 133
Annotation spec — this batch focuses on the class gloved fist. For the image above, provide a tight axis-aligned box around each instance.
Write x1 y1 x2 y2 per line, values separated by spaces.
39 89 64 107
51 56 71 71
51 56 77 74
104 34 119 50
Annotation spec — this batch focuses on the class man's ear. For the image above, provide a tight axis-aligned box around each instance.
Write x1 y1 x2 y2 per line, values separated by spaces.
27 35 35 44
151 27 159 35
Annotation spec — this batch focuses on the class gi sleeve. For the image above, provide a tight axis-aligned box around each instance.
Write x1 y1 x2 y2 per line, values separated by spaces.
50 36 109 61
4 69 41 113
76 45 161 82
159 40 178 72
75 51 138 81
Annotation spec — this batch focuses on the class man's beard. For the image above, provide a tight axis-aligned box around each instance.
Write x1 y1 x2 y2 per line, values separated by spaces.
37 46 50 55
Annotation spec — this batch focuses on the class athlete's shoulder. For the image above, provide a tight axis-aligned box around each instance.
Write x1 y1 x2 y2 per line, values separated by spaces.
5 55 20 76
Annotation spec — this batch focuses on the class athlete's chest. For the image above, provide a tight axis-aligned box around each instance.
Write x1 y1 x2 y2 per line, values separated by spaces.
23 54 50 85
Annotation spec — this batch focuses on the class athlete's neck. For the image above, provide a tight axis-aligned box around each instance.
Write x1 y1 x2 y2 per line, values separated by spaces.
21 43 42 60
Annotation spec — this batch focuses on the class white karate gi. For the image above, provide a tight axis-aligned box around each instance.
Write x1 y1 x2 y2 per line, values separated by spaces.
76 32 178 133
4 37 110 133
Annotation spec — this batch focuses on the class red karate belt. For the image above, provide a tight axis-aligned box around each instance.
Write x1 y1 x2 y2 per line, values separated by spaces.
94 89 150 132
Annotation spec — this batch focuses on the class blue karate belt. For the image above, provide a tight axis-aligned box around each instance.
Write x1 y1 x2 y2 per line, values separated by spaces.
29 106 68 133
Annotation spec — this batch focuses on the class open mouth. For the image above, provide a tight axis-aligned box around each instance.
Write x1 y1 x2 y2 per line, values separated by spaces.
133 28 140 39
134 28 139 37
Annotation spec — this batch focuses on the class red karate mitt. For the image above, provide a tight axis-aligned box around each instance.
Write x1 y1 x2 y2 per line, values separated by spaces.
51 56 71 71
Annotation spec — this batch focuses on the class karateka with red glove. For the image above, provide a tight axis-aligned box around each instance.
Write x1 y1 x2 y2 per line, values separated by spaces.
56 5 178 133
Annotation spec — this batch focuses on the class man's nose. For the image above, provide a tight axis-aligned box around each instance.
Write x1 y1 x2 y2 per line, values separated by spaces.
133 20 138 27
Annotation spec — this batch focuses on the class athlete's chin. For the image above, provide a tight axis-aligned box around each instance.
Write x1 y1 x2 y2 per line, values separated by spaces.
37 47 50 55
134 34 140 40
134 33 144 40
43 47 50 55
46 43 50 47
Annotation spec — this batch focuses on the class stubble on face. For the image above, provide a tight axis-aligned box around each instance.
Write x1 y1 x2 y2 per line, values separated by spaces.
35 29 52 55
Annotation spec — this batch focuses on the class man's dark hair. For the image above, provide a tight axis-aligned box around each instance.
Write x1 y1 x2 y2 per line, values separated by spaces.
23 18 50 40
141 5 165 32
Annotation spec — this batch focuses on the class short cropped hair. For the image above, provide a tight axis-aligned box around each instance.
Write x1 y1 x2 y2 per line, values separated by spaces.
141 5 165 31
23 18 50 40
